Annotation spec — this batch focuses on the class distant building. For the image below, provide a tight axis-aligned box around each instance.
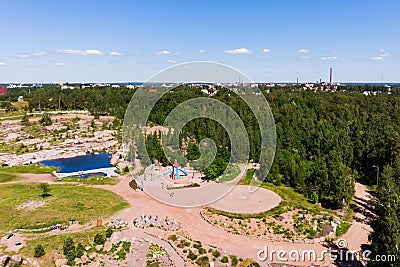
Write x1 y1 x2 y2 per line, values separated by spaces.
18 96 24 102
0 86 7 95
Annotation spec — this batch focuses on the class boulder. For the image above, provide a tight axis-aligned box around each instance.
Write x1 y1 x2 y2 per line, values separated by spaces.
0 255 10 267
10 254 23 265
81 255 89 264
55 258 67 267
88 252 97 259
109 231 122 244
74 258 82 265
103 241 112 252
95 245 103 251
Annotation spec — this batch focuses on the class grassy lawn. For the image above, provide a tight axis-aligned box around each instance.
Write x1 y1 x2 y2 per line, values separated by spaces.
0 183 128 236
20 227 106 265
57 176 120 185
0 172 22 183
0 164 57 174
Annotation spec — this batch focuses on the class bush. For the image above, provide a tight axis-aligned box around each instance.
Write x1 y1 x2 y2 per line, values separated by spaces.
76 243 85 258
212 250 221 258
39 113 52 126
221 256 229 263
94 233 106 245
34 244 45 257
230 255 238 266
168 234 177 241
106 227 113 238
195 256 209 266
187 250 198 260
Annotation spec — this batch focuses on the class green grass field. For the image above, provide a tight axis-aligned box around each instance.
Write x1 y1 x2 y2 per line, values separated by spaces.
57 176 120 185
0 183 128 236
0 172 22 183
0 164 57 174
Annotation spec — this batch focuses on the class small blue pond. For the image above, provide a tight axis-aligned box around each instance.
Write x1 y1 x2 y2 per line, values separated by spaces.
40 153 112 173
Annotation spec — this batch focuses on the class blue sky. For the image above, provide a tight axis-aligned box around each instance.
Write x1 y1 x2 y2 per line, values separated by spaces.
0 0 399 83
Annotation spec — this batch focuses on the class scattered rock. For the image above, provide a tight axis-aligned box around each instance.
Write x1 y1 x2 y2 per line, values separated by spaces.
103 241 112 252
95 245 103 251
74 258 82 265
109 231 122 244
10 254 23 265
0 255 10 266
88 252 97 259
55 258 67 267
81 255 89 264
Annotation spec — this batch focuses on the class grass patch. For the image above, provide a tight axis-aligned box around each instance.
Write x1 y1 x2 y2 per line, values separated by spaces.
57 176 119 185
0 172 22 183
0 183 128 236
336 221 351 237
0 164 57 174
20 227 105 266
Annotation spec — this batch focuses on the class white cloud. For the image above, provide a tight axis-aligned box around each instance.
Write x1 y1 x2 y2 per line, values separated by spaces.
167 59 176 63
32 51 47 56
110 51 123 56
52 62 66 66
13 51 48 58
57 49 103 56
14 54 30 58
0 62 7 66
297 49 311 53
224 48 253 54
85 49 103 55
197 49 206 54
379 52 391 57
154 50 172 55
262 48 271 53
321 56 337 61
370 56 383 61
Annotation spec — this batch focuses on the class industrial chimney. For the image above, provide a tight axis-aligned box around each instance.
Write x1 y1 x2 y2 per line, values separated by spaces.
329 68 333 85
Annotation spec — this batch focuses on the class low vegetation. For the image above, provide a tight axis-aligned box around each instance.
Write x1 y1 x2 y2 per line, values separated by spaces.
0 183 128 236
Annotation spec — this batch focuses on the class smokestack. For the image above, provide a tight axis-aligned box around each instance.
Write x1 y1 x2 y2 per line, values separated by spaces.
329 68 333 85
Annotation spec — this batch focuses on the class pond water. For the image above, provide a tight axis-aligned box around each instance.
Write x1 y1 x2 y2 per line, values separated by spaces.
40 153 112 173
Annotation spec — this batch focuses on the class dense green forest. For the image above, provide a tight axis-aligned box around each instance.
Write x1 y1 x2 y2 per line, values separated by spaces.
2 84 400 265
2 84 400 206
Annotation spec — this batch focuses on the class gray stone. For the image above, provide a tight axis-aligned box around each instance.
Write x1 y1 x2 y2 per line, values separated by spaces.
55 258 67 267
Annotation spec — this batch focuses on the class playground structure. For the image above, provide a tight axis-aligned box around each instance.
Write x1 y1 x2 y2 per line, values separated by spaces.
170 159 188 179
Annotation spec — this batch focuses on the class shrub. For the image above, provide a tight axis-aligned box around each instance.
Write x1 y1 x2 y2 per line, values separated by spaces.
106 227 113 238
230 255 238 266
187 250 198 260
76 243 85 258
221 256 229 263
34 244 45 258
168 234 177 241
212 250 221 258
94 233 106 245
195 256 209 266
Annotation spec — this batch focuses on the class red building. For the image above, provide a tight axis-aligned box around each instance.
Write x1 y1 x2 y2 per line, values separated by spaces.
0 86 7 96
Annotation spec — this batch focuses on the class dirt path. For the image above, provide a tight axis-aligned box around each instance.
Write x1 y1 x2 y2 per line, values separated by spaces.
5 166 374 266
342 183 375 251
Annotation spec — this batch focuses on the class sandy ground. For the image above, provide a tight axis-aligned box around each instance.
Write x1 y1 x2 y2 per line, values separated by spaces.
342 183 374 251
3 163 374 266
208 185 281 214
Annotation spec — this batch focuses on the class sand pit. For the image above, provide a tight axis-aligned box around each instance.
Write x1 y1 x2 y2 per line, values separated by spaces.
208 185 281 214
